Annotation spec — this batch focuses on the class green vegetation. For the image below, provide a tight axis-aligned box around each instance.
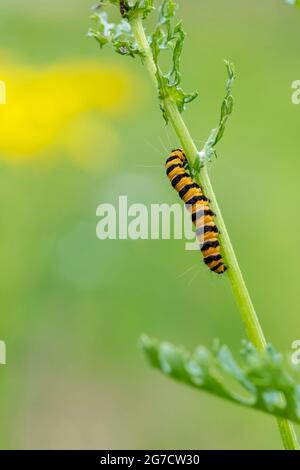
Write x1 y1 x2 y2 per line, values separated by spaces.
90 0 300 450
142 336 300 424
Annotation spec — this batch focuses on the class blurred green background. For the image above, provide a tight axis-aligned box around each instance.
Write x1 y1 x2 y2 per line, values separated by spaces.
0 0 299 450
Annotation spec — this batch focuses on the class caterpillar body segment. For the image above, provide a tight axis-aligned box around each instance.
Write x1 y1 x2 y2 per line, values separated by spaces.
166 149 227 275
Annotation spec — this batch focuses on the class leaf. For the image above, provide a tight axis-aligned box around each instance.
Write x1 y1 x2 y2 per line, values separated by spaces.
120 0 155 19
141 335 300 424
158 0 177 23
88 11 143 57
89 1 196 121
150 0 198 122
88 1 155 56
198 60 235 168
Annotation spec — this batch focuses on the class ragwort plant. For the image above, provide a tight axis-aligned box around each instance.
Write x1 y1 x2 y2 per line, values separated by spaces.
89 0 300 450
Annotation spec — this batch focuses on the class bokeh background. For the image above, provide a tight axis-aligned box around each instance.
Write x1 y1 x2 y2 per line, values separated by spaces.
0 0 299 450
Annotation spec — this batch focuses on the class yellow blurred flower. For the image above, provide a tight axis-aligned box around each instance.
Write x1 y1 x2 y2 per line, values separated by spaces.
0 53 139 164
61 115 120 172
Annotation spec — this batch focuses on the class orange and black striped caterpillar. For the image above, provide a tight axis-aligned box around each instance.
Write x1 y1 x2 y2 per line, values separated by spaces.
166 149 227 275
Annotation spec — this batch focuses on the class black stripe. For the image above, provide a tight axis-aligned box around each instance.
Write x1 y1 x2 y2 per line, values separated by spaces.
192 209 215 222
178 183 199 199
186 195 209 206
204 254 222 265
171 148 185 156
201 240 220 252
166 155 180 164
170 149 187 167
171 173 188 189
210 262 226 273
166 163 182 176
196 225 219 236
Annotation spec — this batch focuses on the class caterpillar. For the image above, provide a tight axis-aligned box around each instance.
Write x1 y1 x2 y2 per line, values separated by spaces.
166 149 227 275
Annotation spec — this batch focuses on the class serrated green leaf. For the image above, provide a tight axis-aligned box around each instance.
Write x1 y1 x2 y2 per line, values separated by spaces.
200 60 236 166
141 335 300 424
88 11 143 57
150 0 198 122
89 1 196 120
159 0 177 23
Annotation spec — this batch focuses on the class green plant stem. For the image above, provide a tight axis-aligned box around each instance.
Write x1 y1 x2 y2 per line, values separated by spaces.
130 14 299 451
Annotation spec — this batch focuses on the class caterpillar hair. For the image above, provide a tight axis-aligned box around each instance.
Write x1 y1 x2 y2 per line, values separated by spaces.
166 148 227 275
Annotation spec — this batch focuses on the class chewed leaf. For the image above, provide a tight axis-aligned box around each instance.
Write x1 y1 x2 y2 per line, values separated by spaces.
88 11 143 57
89 2 156 57
150 0 198 122
158 0 177 23
141 335 300 424
197 60 236 170
89 1 197 120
